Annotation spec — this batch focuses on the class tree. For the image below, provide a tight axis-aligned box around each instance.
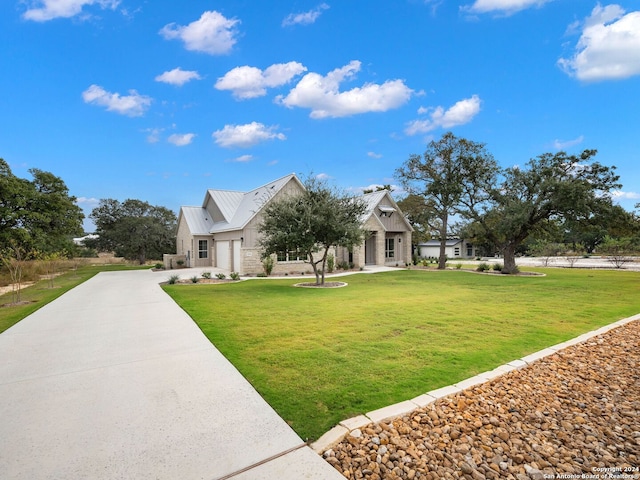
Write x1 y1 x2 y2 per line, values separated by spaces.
461 150 621 274
258 177 367 285
0 159 83 254
90 199 177 264
396 194 437 246
396 132 499 269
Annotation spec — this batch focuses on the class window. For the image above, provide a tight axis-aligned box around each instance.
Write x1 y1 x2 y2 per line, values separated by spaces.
198 240 208 259
277 248 305 262
454 247 460 256
385 238 395 259
467 244 473 257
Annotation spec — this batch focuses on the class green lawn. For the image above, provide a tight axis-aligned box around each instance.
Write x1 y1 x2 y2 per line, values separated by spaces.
164 268 640 441
0 264 149 334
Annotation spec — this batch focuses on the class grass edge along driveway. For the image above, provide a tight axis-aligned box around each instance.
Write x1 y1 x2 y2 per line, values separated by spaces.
166 268 638 441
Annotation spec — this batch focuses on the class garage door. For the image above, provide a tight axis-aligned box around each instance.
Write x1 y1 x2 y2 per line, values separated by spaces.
216 241 229 270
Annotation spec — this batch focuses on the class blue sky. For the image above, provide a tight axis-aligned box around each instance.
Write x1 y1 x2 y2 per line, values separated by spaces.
2 0 639 232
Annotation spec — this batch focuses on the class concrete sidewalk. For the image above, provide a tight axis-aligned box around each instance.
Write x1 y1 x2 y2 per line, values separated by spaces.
0 270 342 479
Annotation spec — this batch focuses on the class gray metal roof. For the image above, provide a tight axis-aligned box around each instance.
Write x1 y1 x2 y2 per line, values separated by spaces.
205 190 244 222
209 174 299 233
418 239 464 247
181 206 215 235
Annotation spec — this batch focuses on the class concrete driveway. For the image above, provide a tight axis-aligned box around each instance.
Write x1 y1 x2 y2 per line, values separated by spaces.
0 269 342 479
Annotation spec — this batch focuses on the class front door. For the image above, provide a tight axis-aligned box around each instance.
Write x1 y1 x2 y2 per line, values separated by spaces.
365 234 376 265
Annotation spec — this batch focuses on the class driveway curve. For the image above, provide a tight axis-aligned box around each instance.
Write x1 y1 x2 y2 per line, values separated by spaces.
0 269 342 479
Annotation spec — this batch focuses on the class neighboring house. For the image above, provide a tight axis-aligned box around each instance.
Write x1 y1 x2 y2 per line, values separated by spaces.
174 174 413 274
418 239 477 259
73 234 99 246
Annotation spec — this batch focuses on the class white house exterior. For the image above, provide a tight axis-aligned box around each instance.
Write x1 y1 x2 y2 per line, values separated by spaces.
418 239 477 259
173 175 413 274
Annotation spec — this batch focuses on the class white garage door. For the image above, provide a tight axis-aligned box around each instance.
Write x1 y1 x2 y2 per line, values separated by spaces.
216 241 229 270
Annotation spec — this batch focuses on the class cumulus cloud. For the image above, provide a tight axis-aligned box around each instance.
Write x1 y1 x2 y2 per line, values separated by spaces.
168 133 196 146
212 122 286 148
22 0 120 21
553 135 584 150
215 62 307 99
462 0 552 15
82 84 152 117
612 190 640 200
367 151 383 159
159 11 240 55
155 68 202 86
276 60 413 119
282 3 329 26
75 196 100 207
232 154 254 163
558 4 640 81
405 95 481 135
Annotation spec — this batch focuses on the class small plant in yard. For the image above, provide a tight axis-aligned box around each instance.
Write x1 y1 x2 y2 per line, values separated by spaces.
492 263 503 272
327 254 335 273
257 272 267 277
230 272 240 280
190 276 199 283
215 273 226 280
476 262 490 272
201 271 212 279
176 260 184 268
262 256 274 276
167 274 180 285
154 263 163 270
455 263 462 269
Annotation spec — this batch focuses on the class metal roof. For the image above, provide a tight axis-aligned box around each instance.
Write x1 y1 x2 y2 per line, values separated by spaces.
418 239 464 247
180 206 215 235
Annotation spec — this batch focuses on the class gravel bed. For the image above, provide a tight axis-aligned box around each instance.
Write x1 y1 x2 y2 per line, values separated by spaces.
324 320 639 479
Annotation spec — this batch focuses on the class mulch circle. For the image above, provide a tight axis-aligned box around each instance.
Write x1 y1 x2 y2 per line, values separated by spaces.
293 281 348 288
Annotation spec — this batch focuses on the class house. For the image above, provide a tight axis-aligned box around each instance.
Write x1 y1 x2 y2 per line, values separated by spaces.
173 174 413 274
417 238 477 259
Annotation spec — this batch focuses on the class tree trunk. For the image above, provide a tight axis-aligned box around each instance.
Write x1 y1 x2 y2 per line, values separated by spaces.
438 213 448 270
502 244 518 274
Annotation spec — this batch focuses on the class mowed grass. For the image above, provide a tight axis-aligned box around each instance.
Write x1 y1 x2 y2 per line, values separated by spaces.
0 264 149 334
164 268 640 441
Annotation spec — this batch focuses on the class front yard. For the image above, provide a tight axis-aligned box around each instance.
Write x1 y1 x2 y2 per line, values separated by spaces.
166 268 639 441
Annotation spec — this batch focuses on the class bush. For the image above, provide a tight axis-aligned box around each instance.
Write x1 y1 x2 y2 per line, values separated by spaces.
262 256 274 276
455 263 462 269
327 254 334 273
201 271 211 279
492 263 503 272
154 263 163 270
176 260 184 267
167 274 180 285
230 272 240 280
190 276 199 283
476 262 490 272
215 273 226 280
256 272 267 277
421 259 430 267
337 261 350 270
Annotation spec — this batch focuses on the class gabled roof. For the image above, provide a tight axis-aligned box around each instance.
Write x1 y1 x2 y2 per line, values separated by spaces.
209 173 301 234
361 190 413 232
180 206 215 235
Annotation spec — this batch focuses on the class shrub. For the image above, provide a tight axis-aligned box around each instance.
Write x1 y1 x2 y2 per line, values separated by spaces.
154 263 163 270
230 272 240 280
492 263 503 272
167 274 180 285
201 271 212 279
476 262 490 272
338 261 350 270
421 259 430 267
176 260 184 267
327 254 335 273
455 263 462 269
257 272 267 277
190 276 199 283
412 253 419 266
215 273 226 280
262 256 274 276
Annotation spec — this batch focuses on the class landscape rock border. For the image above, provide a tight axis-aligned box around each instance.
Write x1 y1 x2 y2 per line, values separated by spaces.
312 313 640 476
294 281 348 288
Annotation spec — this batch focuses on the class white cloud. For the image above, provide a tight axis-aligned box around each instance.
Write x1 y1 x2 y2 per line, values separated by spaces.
282 3 329 27
367 151 383 159
212 122 286 148
316 173 331 180
612 190 640 200
82 84 152 117
155 68 202 86
215 62 307 99
22 0 120 21
276 60 413 119
144 127 163 143
159 11 240 55
553 135 584 150
75 196 100 207
232 154 254 163
558 4 640 81
405 95 481 135
462 0 552 15
168 133 196 146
